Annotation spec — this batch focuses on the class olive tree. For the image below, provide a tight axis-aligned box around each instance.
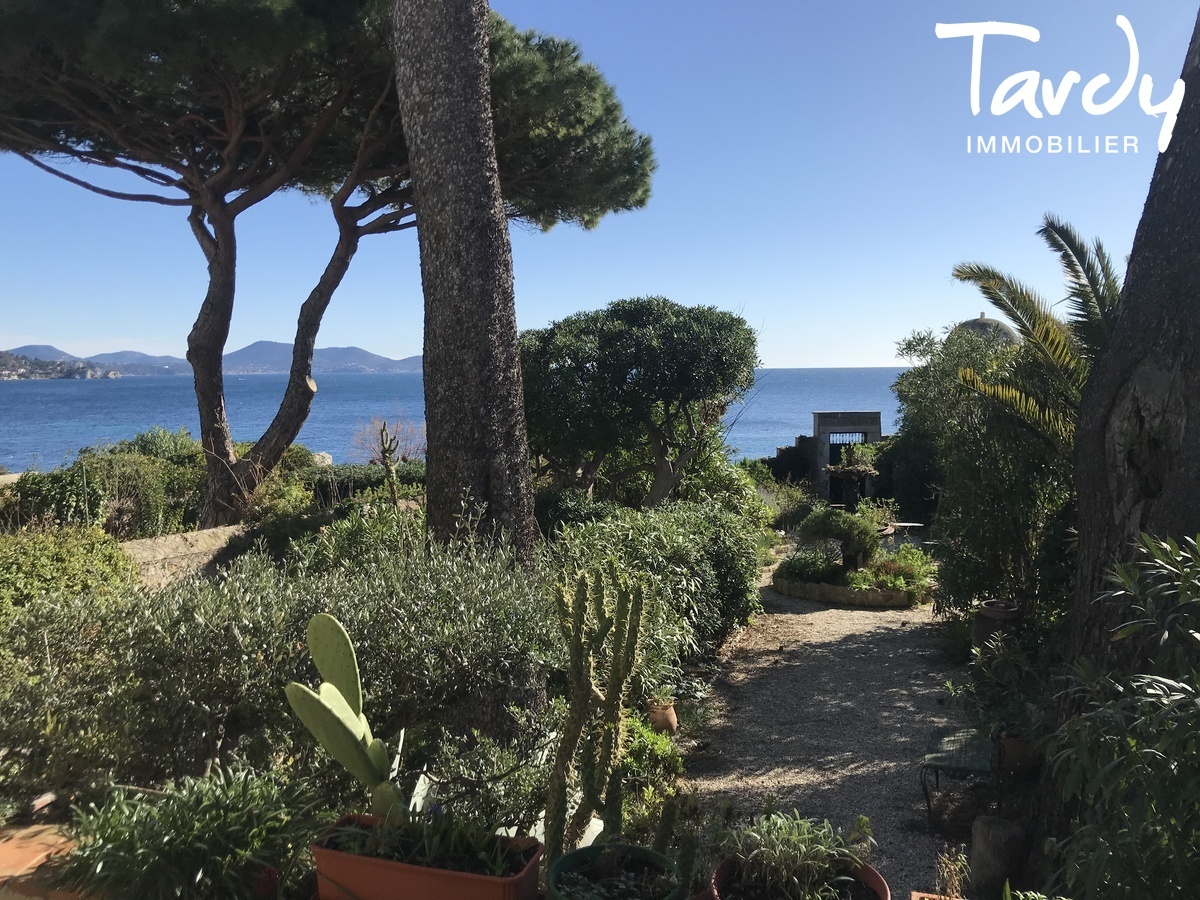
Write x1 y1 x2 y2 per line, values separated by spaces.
521 296 758 508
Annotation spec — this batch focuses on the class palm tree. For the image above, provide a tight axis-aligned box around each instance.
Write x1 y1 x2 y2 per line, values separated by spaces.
952 214 1123 455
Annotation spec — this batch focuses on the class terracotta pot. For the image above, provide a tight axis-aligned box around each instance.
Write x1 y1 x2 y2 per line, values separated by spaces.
647 702 679 735
312 814 542 900
971 599 1020 648
692 857 890 900
550 843 684 900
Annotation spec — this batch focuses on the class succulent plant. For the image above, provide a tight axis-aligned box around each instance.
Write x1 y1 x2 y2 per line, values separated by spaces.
285 613 407 821
545 565 645 862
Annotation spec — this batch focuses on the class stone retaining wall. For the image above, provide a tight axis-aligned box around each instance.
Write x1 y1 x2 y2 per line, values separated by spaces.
772 574 913 609
121 526 244 590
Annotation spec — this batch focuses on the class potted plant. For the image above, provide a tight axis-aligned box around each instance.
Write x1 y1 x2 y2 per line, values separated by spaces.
910 846 968 899
970 598 1021 648
549 842 685 900
695 811 889 900
286 613 544 900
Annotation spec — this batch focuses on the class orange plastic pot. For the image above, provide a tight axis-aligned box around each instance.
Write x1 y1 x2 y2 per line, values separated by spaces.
692 858 891 900
312 815 543 900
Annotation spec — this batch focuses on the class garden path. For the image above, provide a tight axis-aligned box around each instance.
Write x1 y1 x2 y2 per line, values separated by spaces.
684 567 969 899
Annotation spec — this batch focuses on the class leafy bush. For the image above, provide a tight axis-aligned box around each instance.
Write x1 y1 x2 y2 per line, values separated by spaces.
114 426 204 468
674 450 773 528
555 502 759 675
1048 536 1200 898
766 478 819 533
60 768 328 900
0 526 135 611
796 506 880 570
735 457 773 486
846 544 938 602
777 544 843 585
0 527 556 810
81 453 173 538
5 467 107 528
534 488 619 537
304 461 424 507
621 715 684 793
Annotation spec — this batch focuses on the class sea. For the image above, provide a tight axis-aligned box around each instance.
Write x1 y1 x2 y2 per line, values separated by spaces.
0 368 905 472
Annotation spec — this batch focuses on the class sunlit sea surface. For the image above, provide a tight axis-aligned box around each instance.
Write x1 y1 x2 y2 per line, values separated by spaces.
0 368 904 471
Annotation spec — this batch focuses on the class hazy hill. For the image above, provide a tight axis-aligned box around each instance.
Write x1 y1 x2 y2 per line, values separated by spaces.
88 350 192 375
223 341 422 374
4 342 422 376
8 344 81 362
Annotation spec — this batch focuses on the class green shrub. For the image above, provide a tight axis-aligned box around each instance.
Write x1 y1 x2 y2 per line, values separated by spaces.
621 716 684 793
619 716 685 845
303 462 424 508
777 544 844 585
60 768 329 900
1048 536 1200 898
114 426 204 467
6 467 107 528
0 531 558 810
555 502 759 672
0 526 135 610
796 506 880 570
846 543 938 602
674 451 773 528
735 457 774 486
767 479 819 533
534 488 620 536
83 453 173 539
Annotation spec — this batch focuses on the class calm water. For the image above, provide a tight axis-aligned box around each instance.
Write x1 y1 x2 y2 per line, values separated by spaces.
0 368 904 471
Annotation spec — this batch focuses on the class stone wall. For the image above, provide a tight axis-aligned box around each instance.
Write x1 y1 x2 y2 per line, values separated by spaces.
121 526 245 590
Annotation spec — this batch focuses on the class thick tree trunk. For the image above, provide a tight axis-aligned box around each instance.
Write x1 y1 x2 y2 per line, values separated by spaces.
1072 11 1200 666
391 0 537 562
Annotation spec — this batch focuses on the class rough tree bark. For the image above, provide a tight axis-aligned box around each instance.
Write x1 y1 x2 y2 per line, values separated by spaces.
1072 10 1200 665
391 0 537 562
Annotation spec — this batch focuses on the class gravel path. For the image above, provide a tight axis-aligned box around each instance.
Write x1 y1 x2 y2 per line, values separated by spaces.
684 568 970 899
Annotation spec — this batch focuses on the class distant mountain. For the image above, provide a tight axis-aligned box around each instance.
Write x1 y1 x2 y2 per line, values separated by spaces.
8 344 81 362
223 341 422 374
87 350 191 376
6 341 421 376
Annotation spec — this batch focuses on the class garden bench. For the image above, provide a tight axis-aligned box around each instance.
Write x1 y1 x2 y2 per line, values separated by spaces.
919 725 997 828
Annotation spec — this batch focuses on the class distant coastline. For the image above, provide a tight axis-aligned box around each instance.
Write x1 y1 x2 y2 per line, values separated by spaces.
1 341 423 378
0 350 119 381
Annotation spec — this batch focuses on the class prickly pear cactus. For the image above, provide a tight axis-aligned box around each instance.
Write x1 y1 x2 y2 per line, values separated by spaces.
286 613 404 822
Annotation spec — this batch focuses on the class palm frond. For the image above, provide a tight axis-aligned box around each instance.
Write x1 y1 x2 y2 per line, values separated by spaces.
957 366 1075 452
952 264 1055 337
1038 214 1122 363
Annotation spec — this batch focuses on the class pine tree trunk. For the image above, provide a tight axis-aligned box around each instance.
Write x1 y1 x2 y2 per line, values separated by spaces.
186 206 243 528
189 209 361 527
391 0 537 563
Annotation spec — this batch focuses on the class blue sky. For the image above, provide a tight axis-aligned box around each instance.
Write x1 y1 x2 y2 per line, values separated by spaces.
0 2 1194 366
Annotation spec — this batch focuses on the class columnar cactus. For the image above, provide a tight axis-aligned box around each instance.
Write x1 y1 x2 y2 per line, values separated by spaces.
544 565 645 862
285 613 407 822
